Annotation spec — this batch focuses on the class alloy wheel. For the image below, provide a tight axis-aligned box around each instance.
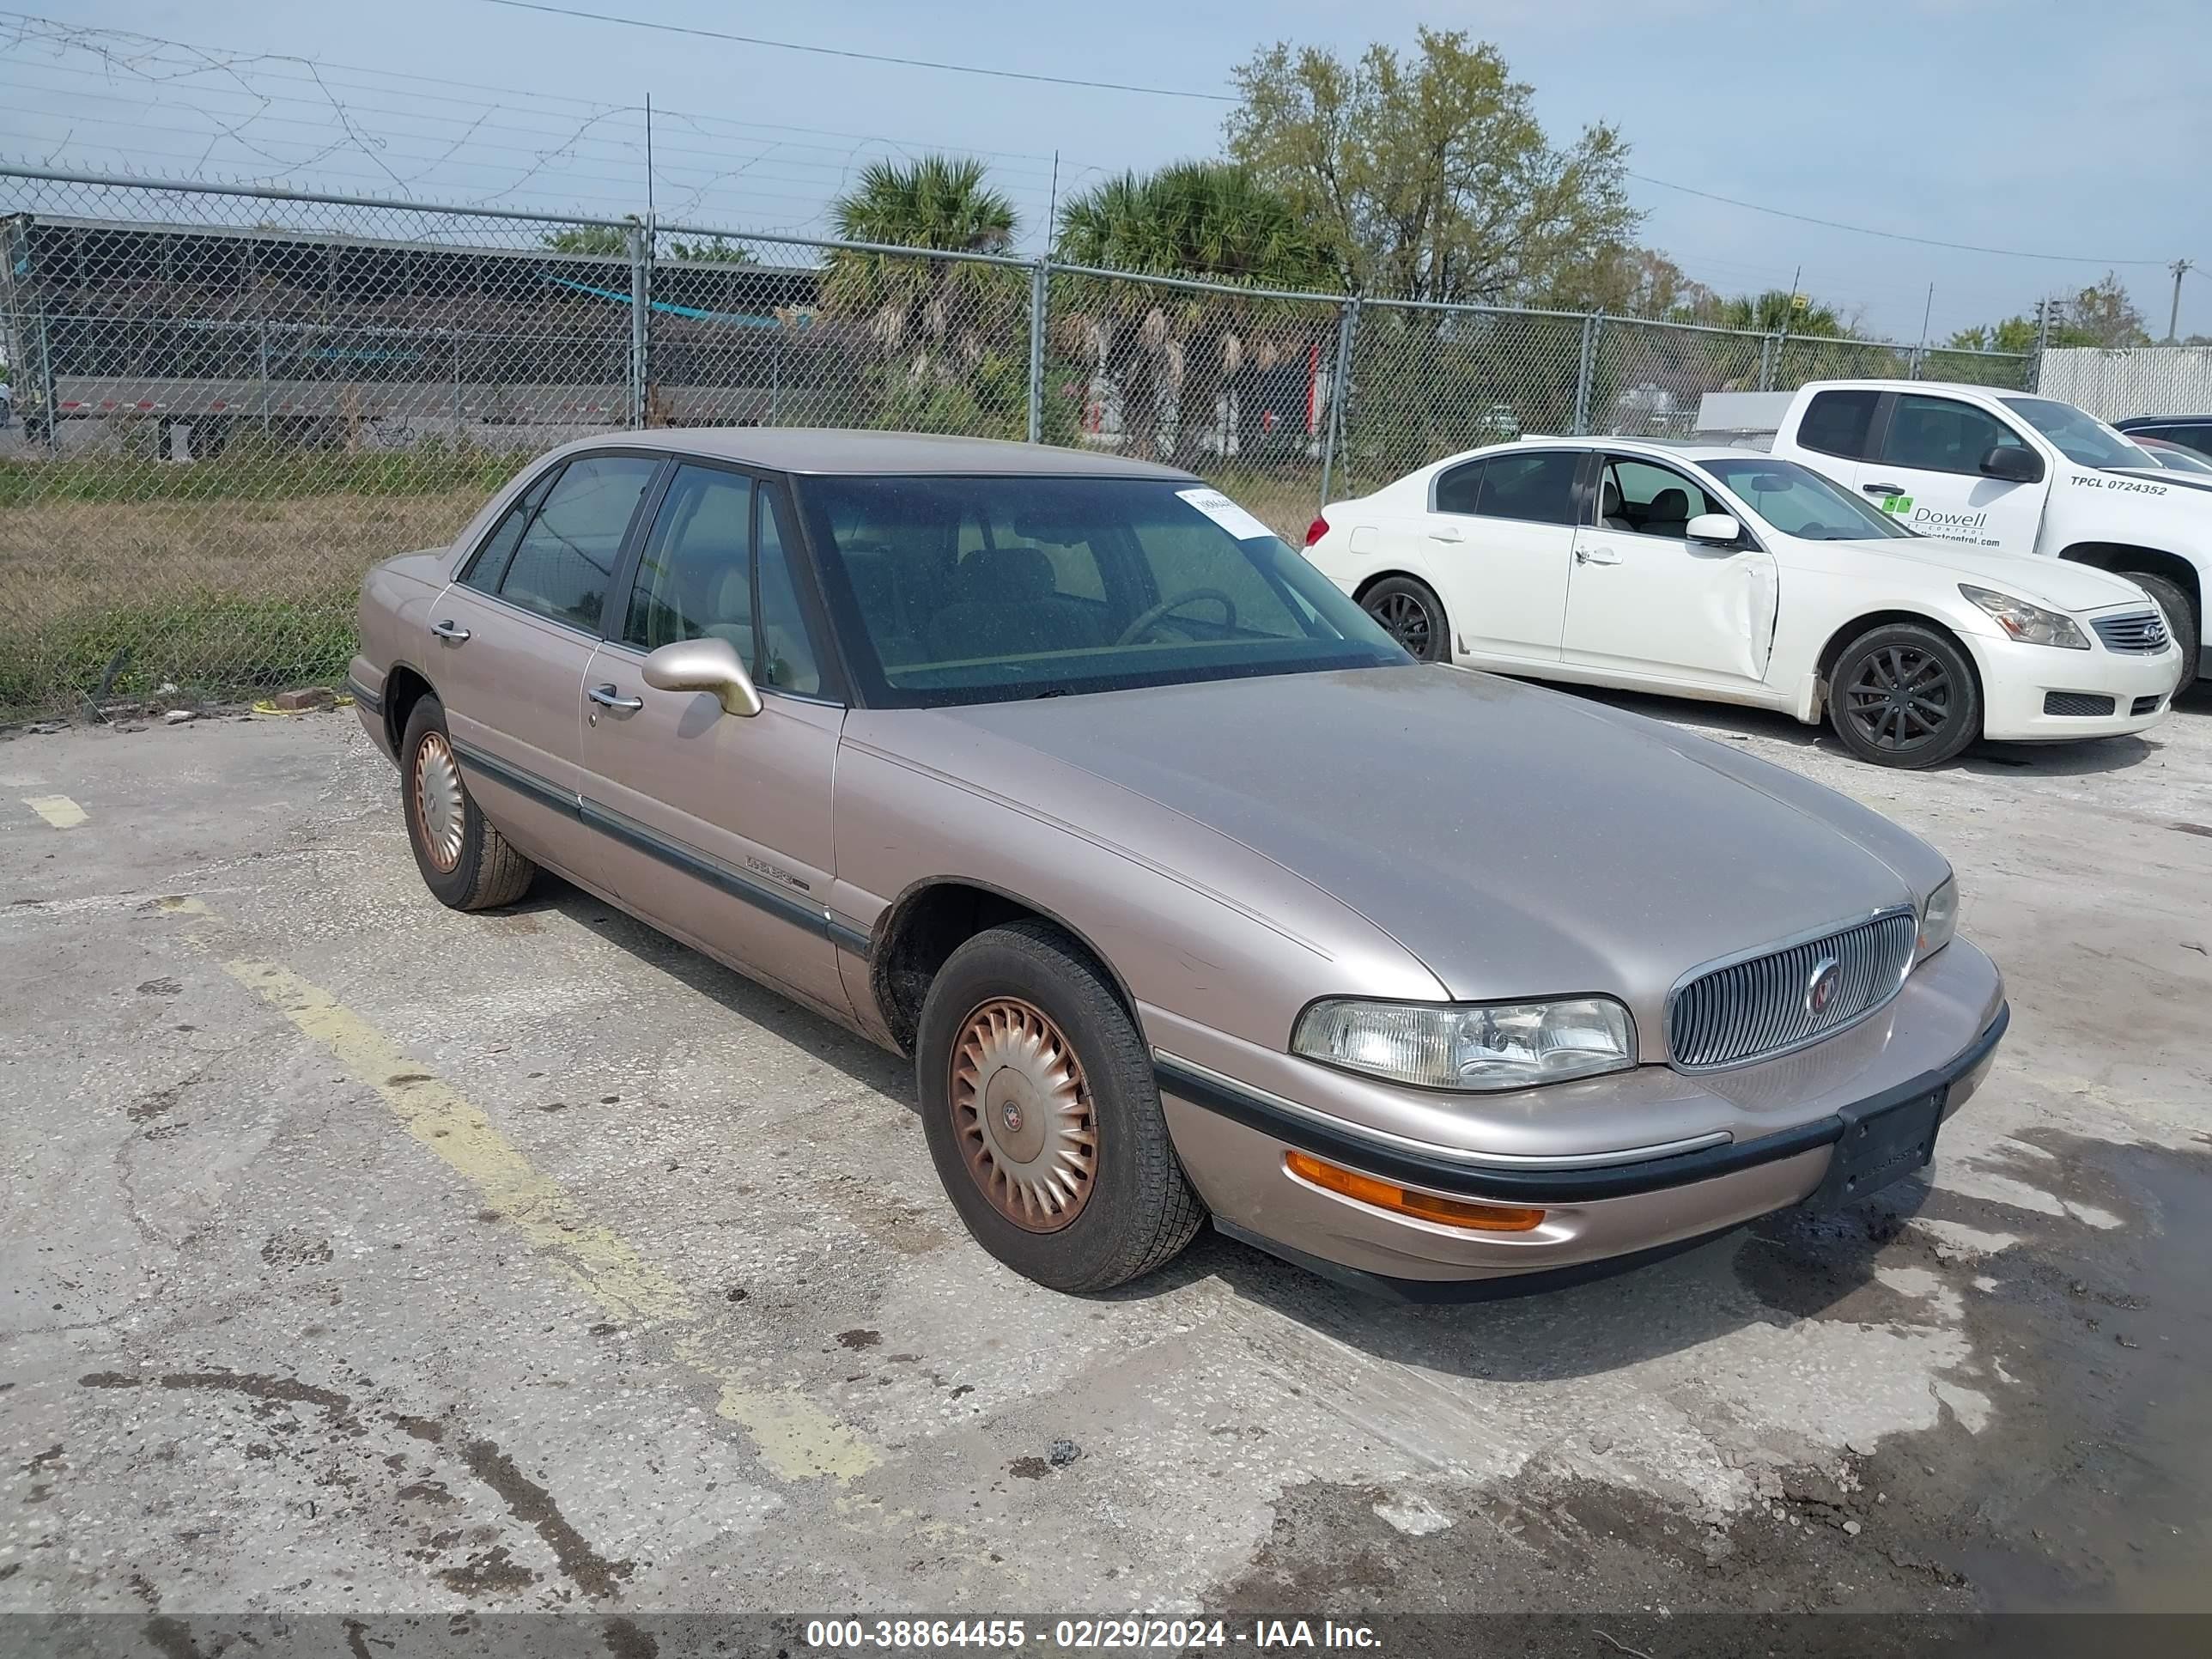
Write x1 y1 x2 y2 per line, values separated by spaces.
1368 592 1433 659
949 997 1098 1233
1844 644 1954 755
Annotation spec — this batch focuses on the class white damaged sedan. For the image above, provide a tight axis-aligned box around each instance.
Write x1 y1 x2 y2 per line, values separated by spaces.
1304 438 2184 767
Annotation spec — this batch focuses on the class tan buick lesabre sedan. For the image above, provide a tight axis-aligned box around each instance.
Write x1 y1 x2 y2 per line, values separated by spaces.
348 431 2008 1300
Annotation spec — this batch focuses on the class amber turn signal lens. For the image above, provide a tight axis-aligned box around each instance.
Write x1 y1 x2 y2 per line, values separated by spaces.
1284 1151 1545 1232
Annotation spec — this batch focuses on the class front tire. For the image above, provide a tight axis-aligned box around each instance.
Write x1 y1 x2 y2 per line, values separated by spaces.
399 694 538 910
1826 623 1981 769
915 921 1204 1292
2122 571 2199 690
1360 574 1450 663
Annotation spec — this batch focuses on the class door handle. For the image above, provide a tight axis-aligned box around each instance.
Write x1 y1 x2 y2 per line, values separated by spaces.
1427 524 1463 543
586 684 644 712
1861 482 1905 496
1575 545 1621 566
429 619 471 643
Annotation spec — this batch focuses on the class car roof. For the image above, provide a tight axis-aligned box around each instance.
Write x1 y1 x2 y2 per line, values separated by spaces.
585 428 1199 480
1433 436 1771 468
2117 414 2212 426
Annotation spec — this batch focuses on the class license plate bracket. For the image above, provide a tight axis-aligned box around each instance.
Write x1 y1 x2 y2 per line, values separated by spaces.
1808 1087 1945 1211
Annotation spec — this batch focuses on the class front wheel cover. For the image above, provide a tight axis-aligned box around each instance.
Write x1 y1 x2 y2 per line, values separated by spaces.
1829 628 1979 769
915 921 1203 1292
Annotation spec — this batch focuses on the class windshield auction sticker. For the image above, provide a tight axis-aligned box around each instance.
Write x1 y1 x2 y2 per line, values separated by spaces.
1176 486 1277 541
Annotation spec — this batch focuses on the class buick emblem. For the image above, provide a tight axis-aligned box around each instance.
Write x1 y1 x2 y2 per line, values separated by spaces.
1805 956 1843 1018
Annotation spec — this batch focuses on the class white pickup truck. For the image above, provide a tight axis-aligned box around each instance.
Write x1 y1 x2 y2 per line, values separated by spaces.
1699 381 2209 685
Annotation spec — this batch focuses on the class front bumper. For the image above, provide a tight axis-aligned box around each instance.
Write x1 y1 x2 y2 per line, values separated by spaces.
1973 634 2182 742
1151 939 2006 1296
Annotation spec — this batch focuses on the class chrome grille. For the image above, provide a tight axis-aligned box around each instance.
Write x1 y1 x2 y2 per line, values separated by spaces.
2093 610 2170 653
1668 909 1918 1073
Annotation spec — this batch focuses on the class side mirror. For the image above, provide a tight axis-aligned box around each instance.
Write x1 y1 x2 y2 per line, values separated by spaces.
1686 513 1744 546
1978 445 2043 483
641 635 762 718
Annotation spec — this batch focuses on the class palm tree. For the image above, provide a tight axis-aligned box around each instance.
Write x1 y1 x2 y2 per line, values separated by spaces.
823 157 1028 436
1054 162 1334 466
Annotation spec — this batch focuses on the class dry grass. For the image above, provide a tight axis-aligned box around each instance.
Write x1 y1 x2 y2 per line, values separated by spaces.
0 489 487 714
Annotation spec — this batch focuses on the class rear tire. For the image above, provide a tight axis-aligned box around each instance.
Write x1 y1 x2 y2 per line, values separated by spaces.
915 921 1204 1292
399 694 538 910
1361 574 1451 664
2121 571 2199 690
1826 623 1981 769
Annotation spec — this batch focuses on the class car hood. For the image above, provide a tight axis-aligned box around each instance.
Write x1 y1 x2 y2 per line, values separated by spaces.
1813 538 2151 612
933 666 1946 1024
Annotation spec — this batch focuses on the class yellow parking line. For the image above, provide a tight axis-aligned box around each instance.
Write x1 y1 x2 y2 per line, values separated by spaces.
22 794 88 830
222 957 883 1482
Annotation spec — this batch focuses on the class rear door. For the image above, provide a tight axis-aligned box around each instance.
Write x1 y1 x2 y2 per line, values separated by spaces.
428 451 664 857
1563 455 1778 686
576 462 850 1019
1854 391 2051 551
1416 447 1583 663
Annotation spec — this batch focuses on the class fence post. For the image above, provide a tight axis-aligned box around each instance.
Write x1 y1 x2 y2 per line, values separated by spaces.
1027 260 1048 443
257 318 272 434
1318 296 1360 508
450 330 465 435
1757 333 1779 393
626 220 652 428
1572 311 1601 435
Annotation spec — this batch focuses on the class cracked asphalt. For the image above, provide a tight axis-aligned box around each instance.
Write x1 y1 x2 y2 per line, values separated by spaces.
3 684 2209 1637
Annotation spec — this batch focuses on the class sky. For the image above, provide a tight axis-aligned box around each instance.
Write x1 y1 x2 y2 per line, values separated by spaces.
9 0 2211 344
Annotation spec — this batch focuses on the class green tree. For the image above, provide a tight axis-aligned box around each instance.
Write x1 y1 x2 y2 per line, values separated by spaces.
665 234 755 264
821 156 1031 439
1949 274 2151 355
540 224 633 256
1225 28 1638 304
1054 161 1334 467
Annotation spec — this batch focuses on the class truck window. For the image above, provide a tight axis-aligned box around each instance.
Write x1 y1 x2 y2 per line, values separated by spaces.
1881 395 2033 477
1798 389 1881 460
1998 396 2154 471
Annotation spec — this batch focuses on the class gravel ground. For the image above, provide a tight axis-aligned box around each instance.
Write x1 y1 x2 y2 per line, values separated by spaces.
2 683 2208 1649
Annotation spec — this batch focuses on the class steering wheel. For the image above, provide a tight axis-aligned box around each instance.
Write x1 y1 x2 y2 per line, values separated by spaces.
1114 587 1238 646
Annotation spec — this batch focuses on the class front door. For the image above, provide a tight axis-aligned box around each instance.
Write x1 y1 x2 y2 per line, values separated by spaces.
1854 391 2051 552
1562 456 1778 685
429 452 664 861
578 462 849 1020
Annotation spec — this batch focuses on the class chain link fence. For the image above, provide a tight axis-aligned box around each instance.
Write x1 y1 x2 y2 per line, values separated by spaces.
2035 345 2212 423
0 165 2032 717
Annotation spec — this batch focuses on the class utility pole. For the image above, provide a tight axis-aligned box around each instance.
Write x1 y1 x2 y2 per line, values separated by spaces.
2168 258 2194 344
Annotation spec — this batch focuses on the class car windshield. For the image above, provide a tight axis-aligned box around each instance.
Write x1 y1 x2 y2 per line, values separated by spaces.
1999 396 2153 470
1699 456 1912 541
794 474 1408 706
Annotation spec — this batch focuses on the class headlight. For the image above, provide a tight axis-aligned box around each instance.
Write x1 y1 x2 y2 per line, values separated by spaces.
1960 584 2088 649
1917 873 1958 963
1291 996 1635 1091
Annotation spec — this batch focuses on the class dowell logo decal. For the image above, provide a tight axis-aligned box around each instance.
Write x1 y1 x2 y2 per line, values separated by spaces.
1910 506 1989 535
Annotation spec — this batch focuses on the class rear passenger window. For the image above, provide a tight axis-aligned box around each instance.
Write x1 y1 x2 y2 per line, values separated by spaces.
1475 451 1579 525
1434 459 1486 514
497 454 659 631
1798 389 1881 460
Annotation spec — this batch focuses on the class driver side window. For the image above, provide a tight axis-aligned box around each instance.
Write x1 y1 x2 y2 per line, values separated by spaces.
1599 459 1721 538
1882 395 2032 476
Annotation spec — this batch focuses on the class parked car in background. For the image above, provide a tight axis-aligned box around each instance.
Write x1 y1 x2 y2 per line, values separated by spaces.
2121 434 2212 477
2115 414 2212 461
348 429 2006 1299
1705 381 2212 687
1305 437 2180 767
